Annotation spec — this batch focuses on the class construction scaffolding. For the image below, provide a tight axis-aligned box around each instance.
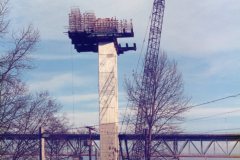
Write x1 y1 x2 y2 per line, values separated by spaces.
69 8 133 34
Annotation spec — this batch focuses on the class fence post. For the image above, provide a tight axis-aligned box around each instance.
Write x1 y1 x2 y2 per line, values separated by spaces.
39 127 45 160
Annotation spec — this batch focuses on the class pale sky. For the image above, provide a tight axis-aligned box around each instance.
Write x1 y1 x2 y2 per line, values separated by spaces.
7 0 240 134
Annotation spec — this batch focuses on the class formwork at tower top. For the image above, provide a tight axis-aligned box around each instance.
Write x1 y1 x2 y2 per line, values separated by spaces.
68 8 136 54
69 8 133 34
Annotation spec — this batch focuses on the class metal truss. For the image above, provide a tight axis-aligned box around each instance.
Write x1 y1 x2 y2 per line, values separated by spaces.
1 133 240 159
0 134 99 159
134 0 165 157
119 134 240 159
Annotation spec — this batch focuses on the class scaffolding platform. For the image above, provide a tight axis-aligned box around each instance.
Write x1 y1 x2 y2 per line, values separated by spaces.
68 8 136 55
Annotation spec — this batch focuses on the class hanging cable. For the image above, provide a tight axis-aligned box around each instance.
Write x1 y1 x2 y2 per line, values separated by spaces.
190 93 240 108
186 127 240 134
71 43 75 128
185 109 240 122
120 101 129 133
136 13 152 72
69 92 240 133
121 13 153 134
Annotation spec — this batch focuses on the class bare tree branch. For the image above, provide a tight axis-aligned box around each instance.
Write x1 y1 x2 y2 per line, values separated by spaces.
0 1 71 159
0 0 9 36
0 25 39 84
125 51 190 159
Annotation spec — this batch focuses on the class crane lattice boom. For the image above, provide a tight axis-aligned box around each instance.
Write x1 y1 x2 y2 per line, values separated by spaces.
133 0 165 158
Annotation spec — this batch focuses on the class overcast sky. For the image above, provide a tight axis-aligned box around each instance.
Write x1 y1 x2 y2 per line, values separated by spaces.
7 0 240 134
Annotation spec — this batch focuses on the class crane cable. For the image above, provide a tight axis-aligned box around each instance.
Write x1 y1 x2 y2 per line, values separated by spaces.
71 43 76 129
190 93 240 108
69 92 240 133
136 13 152 71
121 11 153 134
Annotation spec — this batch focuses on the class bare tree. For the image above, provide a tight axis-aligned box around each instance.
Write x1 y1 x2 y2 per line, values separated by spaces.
10 91 63 133
0 24 39 134
8 91 69 160
125 52 189 159
0 26 68 158
0 0 9 36
0 25 39 83
0 1 70 159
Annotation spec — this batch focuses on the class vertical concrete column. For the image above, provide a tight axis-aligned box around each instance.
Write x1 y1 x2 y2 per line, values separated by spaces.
98 42 119 160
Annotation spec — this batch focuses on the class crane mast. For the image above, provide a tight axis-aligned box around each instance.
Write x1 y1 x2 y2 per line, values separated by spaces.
133 0 165 159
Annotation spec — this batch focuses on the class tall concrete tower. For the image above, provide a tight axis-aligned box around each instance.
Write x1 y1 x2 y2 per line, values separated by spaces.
68 8 136 160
